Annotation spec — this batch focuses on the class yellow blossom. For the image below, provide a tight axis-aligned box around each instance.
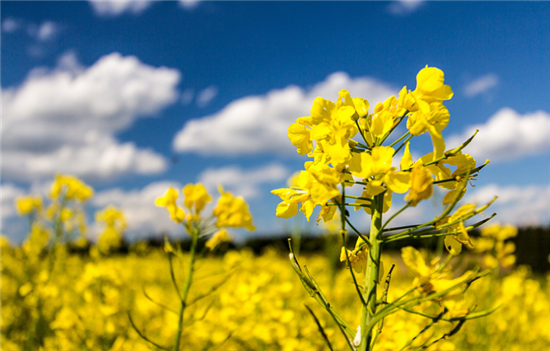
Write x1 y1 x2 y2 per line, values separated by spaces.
411 65 454 104
182 183 212 213
15 195 43 215
405 164 433 206
155 187 186 223
206 229 230 251
288 123 313 155
51 175 93 202
214 186 255 231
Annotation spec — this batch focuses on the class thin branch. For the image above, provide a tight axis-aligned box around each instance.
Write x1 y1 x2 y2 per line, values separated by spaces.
142 285 178 315
128 312 169 350
305 304 335 351
168 254 181 300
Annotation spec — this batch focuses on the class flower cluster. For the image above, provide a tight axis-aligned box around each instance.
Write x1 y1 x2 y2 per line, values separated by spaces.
95 205 126 254
273 66 486 228
273 66 497 351
155 184 255 244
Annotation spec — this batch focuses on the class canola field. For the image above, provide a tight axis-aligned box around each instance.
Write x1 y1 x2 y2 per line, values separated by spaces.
2 239 549 351
3 66 550 350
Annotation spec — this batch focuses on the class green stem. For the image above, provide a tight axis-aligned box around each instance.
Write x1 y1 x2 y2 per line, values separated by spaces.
360 194 384 351
340 184 366 305
345 195 373 202
173 231 199 351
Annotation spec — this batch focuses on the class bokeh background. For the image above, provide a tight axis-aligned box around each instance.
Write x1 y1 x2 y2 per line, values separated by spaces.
2 0 549 243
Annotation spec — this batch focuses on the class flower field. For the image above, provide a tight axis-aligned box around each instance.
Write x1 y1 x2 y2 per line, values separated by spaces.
3 65 550 351
2 238 549 351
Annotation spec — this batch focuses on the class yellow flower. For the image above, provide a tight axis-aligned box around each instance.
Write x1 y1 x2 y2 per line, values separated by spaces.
340 237 369 273
214 186 255 231
97 227 123 254
405 164 433 206
348 146 394 179
182 183 212 213
371 95 403 138
437 204 477 255
288 123 313 155
15 195 43 215
51 175 94 202
96 205 126 230
306 162 341 205
96 205 126 254
155 187 186 223
402 246 471 297
205 229 230 251
275 202 299 219
481 223 518 241
400 142 413 170
304 89 366 166
22 223 51 256
412 65 454 104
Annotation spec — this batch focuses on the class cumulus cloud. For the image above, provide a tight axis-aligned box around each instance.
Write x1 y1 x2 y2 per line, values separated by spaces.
387 0 425 16
466 183 550 227
88 0 154 16
173 72 396 156
2 52 181 181
447 108 550 162
197 163 290 199
464 73 499 97
196 85 218 108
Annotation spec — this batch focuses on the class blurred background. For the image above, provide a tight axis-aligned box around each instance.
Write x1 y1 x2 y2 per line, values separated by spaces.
2 0 549 249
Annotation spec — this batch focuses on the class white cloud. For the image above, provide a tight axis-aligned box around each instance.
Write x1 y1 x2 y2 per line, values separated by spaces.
2 18 20 33
88 0 154 16
2 52 181 181
447 108 550 162
178 0 201 10
464 73 499 97
466 183 550 227
197 163 290 199
92 181 185 239
387 0 425 16
1 184 26 224
88 0 201 16
173 72 396 156
196 85 218 108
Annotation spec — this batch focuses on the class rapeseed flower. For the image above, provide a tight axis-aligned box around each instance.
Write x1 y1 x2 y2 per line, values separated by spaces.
214 186 255 231
155 187 186 223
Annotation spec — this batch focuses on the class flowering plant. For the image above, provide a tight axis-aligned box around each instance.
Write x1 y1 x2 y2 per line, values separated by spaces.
273 66 497 351
132 184 255 350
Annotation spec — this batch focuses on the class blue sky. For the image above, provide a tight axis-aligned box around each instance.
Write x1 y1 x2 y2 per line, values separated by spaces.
2 0 549 243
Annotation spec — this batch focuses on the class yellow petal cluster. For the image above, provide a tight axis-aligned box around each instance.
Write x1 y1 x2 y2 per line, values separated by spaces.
15 195 43 216
96 205 126 254
214 186 256 231
155 187 186 223
205 229 230 251
183 183 212 214
51 175 94 202
405 163 433 206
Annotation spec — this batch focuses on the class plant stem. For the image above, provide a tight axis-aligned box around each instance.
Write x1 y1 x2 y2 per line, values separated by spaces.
173 231 199 351
360 194 384 351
